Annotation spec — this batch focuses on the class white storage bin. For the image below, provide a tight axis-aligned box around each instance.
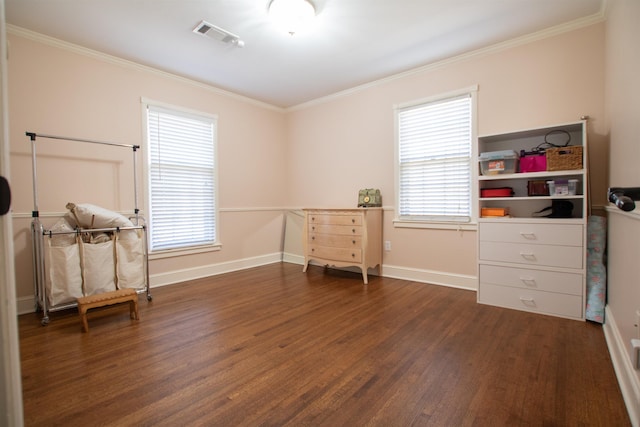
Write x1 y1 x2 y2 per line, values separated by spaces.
547 179 578 196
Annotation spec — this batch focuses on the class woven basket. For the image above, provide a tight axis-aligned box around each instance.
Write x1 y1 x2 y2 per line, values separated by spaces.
546 146 583 171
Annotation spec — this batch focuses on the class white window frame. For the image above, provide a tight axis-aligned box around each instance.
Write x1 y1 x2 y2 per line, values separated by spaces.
141 98 220 258
393 85 478 230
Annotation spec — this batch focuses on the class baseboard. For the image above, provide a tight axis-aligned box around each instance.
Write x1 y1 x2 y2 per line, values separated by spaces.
282 252 304 265
603 306 640 426
150 252 283 288
17 254 478 313
282 253 477 291
17 296 36 315
17 252 283 314
382 264 477 291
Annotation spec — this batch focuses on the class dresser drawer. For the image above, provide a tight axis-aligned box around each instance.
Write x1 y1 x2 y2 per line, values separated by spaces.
309 224 362 236
479 241 583 269
308 212 363 226
478 283 583 319
309 233 361 248
308 245 362 263
479 264 582 295
479 223 583 246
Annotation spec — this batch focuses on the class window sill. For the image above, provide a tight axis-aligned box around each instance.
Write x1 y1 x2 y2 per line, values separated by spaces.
392 220 478 231
149 243 222 260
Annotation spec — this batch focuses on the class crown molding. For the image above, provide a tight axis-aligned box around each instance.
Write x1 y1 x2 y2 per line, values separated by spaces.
289 12 606 112
6 24 285 114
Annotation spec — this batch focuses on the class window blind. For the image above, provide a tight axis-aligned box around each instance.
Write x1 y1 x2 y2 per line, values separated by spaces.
147 105 217 251
397 93 472 222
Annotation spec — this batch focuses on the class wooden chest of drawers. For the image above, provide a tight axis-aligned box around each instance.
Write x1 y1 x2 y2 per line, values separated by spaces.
302 208 382 284
478 220 585 320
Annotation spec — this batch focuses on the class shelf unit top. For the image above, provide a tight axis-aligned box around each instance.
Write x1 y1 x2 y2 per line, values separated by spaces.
478 120 585 142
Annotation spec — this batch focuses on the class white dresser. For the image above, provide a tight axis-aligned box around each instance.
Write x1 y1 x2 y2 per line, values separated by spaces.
477 121 587 320
478 219 584 319
302 208 382 284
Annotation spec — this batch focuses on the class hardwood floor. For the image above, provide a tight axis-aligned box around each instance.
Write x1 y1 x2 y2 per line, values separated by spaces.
19 263 630 426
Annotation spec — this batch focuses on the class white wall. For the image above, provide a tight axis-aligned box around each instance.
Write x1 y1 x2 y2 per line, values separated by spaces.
602 0 640 423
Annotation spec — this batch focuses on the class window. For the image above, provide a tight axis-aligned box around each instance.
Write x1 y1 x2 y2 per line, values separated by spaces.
395 87 476 224
144 102 218 252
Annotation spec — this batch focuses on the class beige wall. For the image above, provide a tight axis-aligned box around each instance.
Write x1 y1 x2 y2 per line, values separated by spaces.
602 0 640 421
8 31 288 306
285 23 606 284
8 20 608 306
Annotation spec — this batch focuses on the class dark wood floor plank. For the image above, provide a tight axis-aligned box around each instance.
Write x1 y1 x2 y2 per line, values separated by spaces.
19 262 630 426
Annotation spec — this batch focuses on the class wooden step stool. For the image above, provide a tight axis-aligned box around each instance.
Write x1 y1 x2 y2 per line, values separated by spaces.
76 288 139 332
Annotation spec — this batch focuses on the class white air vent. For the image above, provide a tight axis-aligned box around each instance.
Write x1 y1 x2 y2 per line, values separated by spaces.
193 20 244 47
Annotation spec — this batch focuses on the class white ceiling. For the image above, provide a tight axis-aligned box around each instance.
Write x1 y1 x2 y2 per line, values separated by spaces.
5 0 604 108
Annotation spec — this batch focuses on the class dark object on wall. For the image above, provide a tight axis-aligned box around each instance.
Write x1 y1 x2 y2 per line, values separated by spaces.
0 175 10 216
533 200 574 218
358 189 382 207
608 187 640 212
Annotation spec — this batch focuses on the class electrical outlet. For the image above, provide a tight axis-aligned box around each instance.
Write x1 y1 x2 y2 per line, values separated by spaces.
384 241 391 251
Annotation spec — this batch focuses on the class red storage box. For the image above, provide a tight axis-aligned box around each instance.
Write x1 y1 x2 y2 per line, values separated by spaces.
480 187 514 197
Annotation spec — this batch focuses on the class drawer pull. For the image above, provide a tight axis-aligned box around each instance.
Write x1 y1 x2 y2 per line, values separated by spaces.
311 217 315 221
519 252 537 261
352 240 356 245
311 236 315 240
312 226 315 231
351 253 356 258
519 232 537 240
352 228 356 234
519 296 536 307
352 218 355 223
520 277 537 287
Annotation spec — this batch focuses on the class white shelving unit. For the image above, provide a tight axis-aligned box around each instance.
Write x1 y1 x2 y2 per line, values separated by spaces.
476 120 587 320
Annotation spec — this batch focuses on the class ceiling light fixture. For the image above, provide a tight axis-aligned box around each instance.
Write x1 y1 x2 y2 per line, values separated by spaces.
268 0 316 35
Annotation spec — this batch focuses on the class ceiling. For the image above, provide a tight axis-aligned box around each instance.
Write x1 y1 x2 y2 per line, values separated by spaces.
5 0 604 108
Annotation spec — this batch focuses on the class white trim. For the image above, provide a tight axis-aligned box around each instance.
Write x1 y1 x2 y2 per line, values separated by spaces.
289 13 605 111
148 244 222 260
7 25 284 113
17 296 36 315
381 264 477 291
283 252 304 265
603 306 640 427
0 0 24 422
142 100 220 253
12 206 291 219
392 220 478 231
606 204 640 221
393 86 478 226
17 252 284 314
393 85 479 111
12 210 138 219
147 252 283 288
140 97 218 121
16 255 478 314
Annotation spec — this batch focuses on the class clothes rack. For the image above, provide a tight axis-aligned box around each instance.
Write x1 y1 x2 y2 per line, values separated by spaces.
26 132 151 326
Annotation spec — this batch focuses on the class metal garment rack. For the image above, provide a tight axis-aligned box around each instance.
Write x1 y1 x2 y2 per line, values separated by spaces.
26 132 151 325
